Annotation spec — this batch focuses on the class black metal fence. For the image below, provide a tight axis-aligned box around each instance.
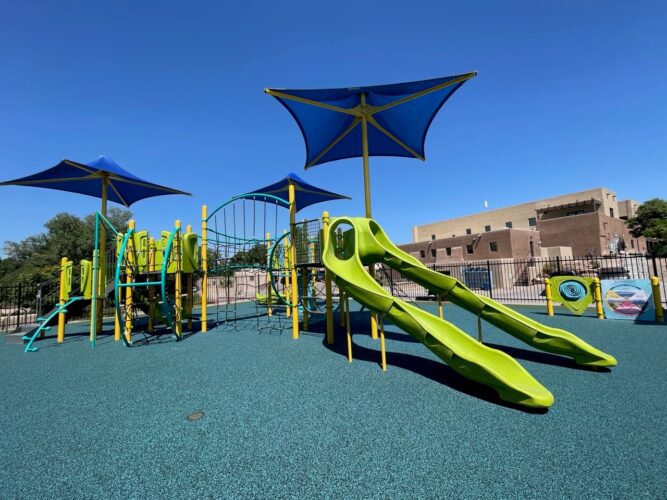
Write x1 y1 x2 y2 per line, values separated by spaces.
0 251 118 332
377 254 667 307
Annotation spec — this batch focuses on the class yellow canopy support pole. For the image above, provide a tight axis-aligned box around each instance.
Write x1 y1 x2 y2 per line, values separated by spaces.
289 182 299 339
302 219 310 331
593 277 604 320
201 205 208 333
57 257 68 343
174 220 183 338
96 174 109 336
438 297 444 320
266 232 273 317
148 237 155 333
323 212 334 345
186 224 194 330
545 278 554 316
124 220 135 341
360 93 378 340
651 276 664 323
283 229 291 318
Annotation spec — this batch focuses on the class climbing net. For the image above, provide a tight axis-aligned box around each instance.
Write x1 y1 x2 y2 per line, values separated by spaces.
268 218 328 315
206 194 291 334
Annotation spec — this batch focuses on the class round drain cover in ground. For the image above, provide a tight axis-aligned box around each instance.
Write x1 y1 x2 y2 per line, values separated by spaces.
187 411 204 421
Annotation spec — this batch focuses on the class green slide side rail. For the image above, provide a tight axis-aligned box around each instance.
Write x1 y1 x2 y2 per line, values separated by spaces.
323 217 554 409
358 218 616 367
22 296 84 353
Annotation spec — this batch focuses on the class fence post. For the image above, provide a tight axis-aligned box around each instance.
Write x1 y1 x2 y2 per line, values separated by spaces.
545 278 554 316
17 283 23 331
592 277 604 320
556 256 562 275
651 277 664 323
486 260 493 299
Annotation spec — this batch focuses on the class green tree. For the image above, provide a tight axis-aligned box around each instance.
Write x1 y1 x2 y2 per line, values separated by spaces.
628 198 667 256
1 208 132 283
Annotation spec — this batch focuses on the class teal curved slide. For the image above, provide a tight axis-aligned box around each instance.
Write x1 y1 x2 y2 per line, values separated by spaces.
322 217 617 409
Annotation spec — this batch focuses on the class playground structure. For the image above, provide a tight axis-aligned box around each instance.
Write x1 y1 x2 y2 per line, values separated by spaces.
10 72 667 410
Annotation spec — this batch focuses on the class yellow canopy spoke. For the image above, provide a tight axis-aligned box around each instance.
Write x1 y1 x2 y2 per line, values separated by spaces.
367 72 477 116
366 115 425 160
265 89 362 117
306 117 362 168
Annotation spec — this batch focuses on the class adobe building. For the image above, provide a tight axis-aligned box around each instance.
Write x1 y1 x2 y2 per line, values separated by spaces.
401 187 647 263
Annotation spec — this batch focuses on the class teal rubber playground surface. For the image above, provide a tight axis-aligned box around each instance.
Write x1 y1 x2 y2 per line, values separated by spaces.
1 303 666 498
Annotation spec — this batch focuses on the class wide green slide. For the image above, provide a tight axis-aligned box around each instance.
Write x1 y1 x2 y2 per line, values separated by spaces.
323 217 555 408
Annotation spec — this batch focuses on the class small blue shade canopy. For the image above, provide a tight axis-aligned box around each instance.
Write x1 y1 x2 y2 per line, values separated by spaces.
244 173 350 212
265 72 476 168
1 155 191 206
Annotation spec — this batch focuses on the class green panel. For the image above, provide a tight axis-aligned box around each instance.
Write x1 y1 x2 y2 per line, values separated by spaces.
160 231 177 273
63 261 73 300
133 230 149 272
549 276 594 316
80 259 93 299
181 233 199 273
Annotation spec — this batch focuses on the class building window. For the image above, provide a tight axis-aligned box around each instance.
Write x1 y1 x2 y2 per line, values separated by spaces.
490 242 498 252
446 247 452 256
505 221 512 228
631 240 635 249
484 225 491 232
465 228 472 235
528 217 537 227
419 250 425 258
431 249 436 257
567 210 584 216
610 208 614 218
466 244 474 255
431 234 436 240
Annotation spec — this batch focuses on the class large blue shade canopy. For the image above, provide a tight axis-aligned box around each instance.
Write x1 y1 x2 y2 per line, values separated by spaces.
1 155 191 207
245 172 350 212
265 72 476 168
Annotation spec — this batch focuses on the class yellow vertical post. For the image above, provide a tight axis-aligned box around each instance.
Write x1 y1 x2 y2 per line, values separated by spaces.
201 205 208 333
283 229 291 318
148 236 155 333
360 93 378 341
379 315 387 372
323 212 334 345
186 224 194 330
301 219 310 331
593 277 604 320
345 295 352 363
651 276 664 323
57 257 68 343
289 182 299 339
337 227 345 328
438 297 444 320
545 278 554 316
124 220 135 340
174 220 183 338
266 232 273 317
96 174 109 336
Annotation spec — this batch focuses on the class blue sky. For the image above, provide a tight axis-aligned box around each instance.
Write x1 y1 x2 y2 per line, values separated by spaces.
1 0 665 252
